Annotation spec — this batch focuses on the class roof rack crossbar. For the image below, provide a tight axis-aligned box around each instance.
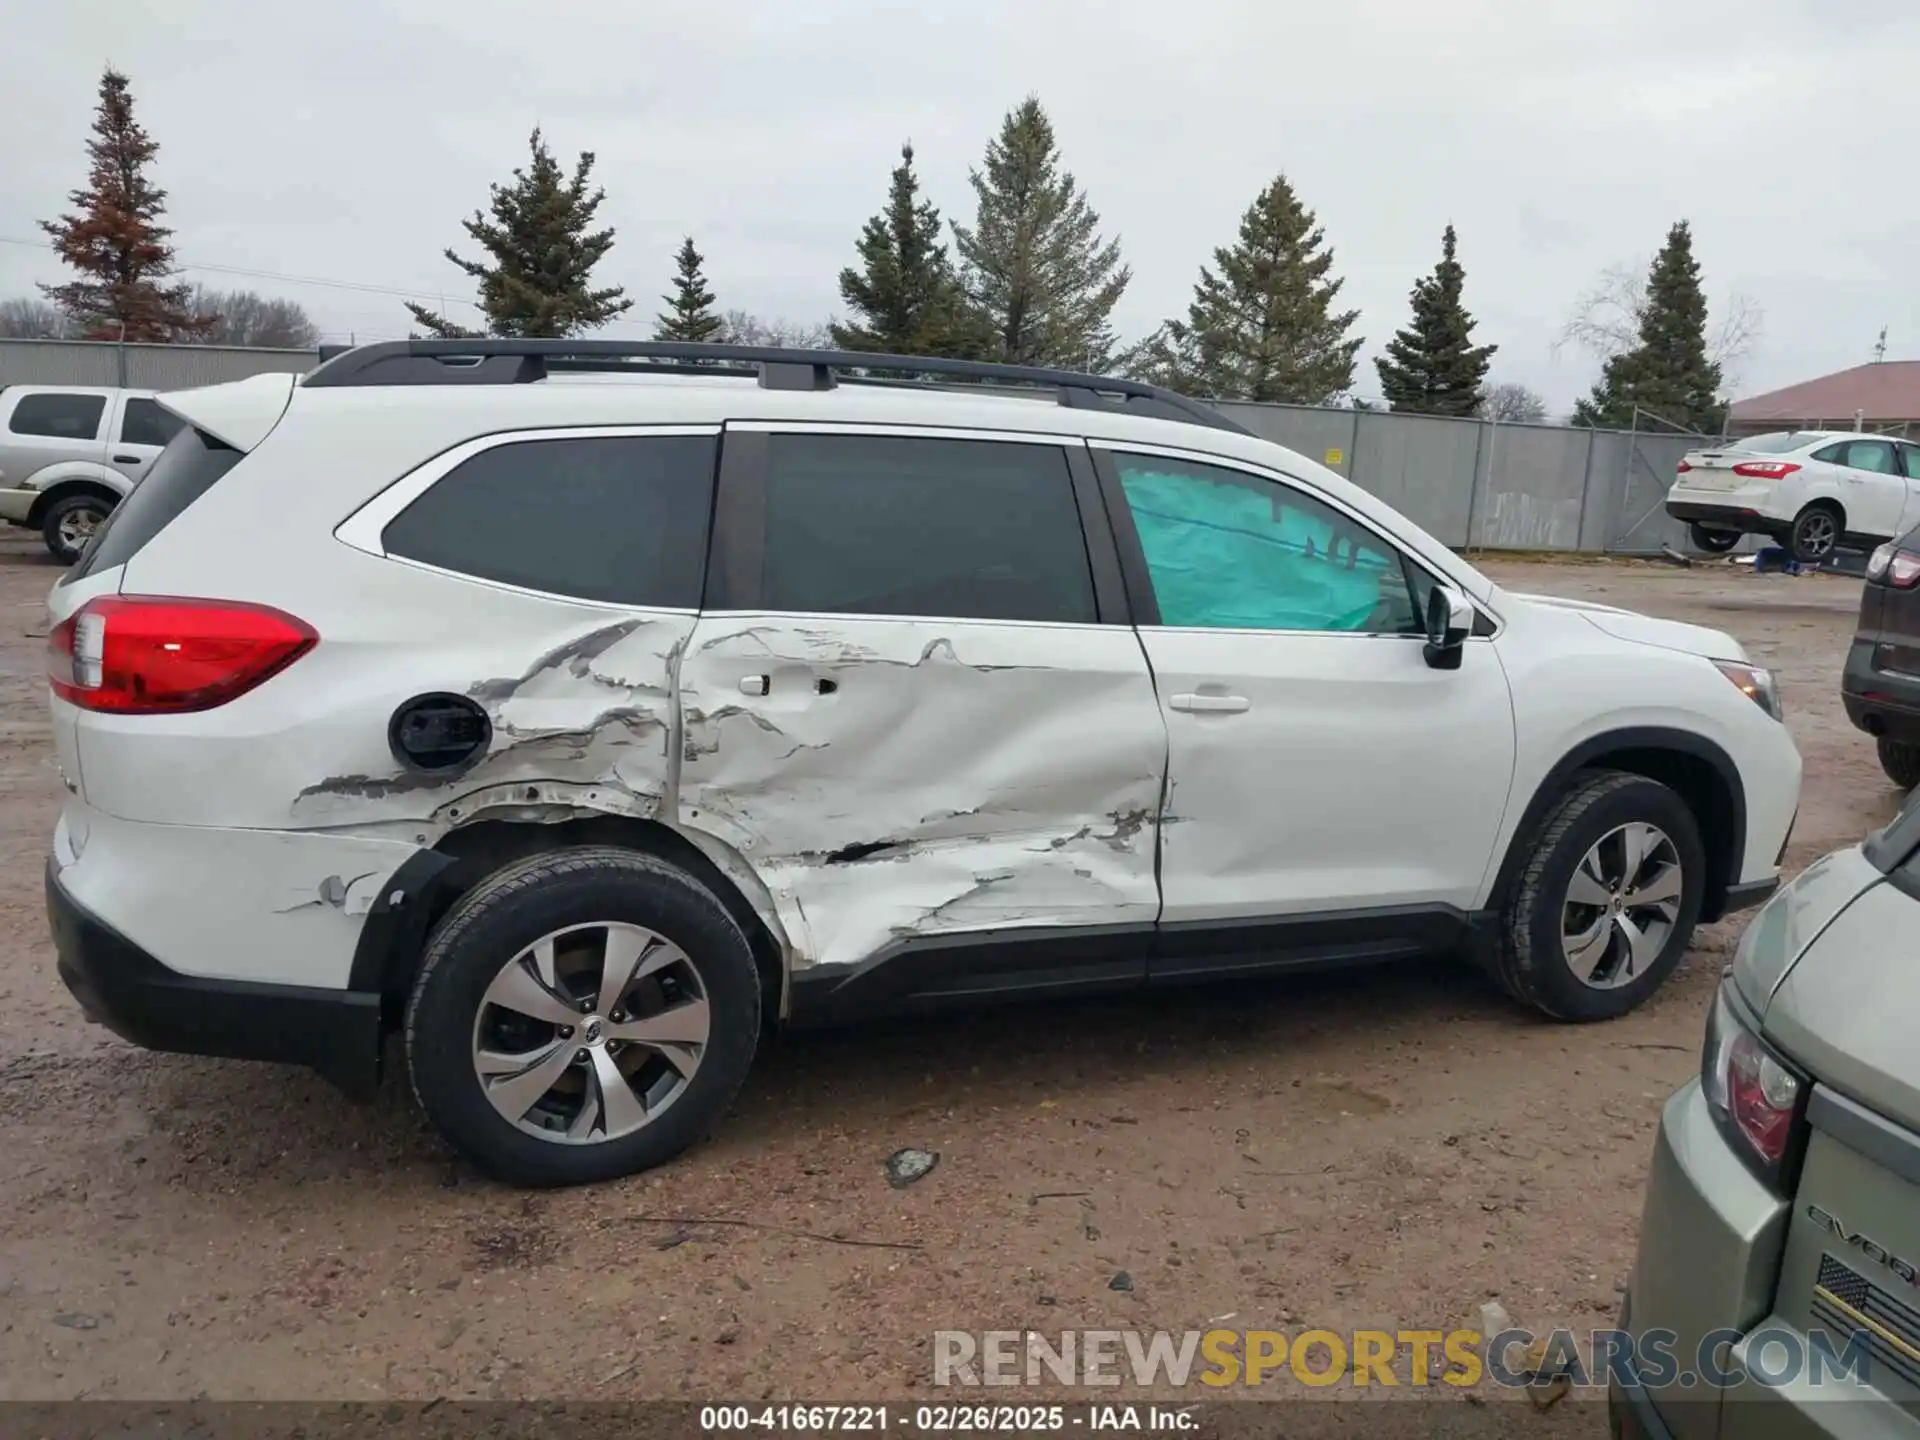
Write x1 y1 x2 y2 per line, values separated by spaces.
301 339 1246 435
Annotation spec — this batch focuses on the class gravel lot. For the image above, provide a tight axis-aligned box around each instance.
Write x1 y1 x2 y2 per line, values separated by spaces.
0 537 1894 1410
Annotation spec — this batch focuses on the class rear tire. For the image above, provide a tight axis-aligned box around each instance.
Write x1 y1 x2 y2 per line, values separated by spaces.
1494 771 1706 1021
406 846 762 1187
1876 737 1920 790
1787 504 1841 564
1688 523 1740 554
40 493 112 564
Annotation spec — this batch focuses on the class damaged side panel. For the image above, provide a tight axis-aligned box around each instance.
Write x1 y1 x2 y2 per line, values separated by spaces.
77 599 698 838
676 613 1169 973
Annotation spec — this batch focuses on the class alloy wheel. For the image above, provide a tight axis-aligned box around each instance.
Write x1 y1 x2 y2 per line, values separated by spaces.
57 507 101 553
1560 822 1684 990
1795 512 1836 559
470 921 710 1144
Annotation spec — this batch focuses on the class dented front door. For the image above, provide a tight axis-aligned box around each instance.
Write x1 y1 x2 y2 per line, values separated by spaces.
675 425 1167 977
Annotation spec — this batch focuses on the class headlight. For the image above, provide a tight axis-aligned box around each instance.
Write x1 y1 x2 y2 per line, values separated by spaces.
1713 660 1782 721
1701 982 1807 1188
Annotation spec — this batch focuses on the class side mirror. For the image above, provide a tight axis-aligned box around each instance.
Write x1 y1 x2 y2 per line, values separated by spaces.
1423 585 1474 670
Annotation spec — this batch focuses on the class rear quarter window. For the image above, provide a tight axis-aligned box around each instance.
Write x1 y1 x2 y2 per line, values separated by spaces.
380 433 717 608
65 424 243 582
119 397 186 448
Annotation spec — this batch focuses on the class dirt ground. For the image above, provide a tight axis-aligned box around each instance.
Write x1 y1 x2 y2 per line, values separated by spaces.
0 537 1895 1414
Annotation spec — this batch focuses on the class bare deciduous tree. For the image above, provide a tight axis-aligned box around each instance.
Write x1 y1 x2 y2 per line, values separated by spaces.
0 298 78 339
1478 381 1550 424
1556 260 1762 386
717 310 834 350
185 287 320 348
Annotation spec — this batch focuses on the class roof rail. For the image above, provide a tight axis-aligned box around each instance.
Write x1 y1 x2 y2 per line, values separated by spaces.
300 338 1248 436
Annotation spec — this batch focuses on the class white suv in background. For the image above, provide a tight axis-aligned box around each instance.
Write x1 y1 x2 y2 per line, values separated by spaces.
44 341 1802 1187
1665 429 1920 563
0 385 183 562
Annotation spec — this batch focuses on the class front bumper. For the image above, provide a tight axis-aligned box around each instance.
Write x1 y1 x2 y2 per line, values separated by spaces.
47 857 383 1095
1842 637 1920 743
0 485 37 524
1723 877 1782 915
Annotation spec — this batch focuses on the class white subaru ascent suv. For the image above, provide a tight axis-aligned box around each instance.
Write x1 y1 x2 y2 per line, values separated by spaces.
44 341 1802 1187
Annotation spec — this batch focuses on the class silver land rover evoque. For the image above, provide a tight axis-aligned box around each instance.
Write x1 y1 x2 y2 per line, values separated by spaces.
1613 801 1919 1438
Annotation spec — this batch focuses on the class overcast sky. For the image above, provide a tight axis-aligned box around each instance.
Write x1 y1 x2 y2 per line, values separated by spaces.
2 0 1915 410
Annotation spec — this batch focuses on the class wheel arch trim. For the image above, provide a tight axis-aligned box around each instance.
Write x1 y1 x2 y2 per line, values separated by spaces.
1485 726 1747 923
346 818 794 1035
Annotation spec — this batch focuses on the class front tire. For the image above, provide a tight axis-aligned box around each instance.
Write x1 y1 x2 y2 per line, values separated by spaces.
1494 771 1705 1021
1877 737 1920 790
1787 504 1841 564
406 846 762 1187
41 493 112 564
1688 523 1740 554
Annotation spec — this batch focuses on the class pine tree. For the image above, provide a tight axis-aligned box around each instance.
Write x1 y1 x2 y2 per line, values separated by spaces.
38 68 213 342
1163 174 1362 404
831 143 985 360
653 237 723 344
1374 225 1496 416
951 97 1130 371
406 128 632 338
1572 221 1725 433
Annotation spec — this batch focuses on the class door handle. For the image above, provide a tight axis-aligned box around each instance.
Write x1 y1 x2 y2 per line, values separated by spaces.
1170 692 1250 714
113 454 142 464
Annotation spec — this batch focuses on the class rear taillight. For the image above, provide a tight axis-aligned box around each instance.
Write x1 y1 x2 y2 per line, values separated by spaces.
1676 460 1693 474
48 596 317 713
1731 461 1801 480
1702 983 1806 1187
1867 543 1920 589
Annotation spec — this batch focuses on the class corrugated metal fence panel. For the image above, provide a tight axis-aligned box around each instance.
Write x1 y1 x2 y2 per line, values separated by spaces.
1205 398 1722 555
0 339 316 392
1350 409 1479 546
124 344 315 390
0 340 123 387
1209 401 1359 480
1477 422 1591 550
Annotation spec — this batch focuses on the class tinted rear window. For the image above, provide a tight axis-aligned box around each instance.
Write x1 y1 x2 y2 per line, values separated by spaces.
758 434 1096 623
382 434 716 608
119 397 186 448
1731 433 1813 455
10 392 105 440
65 425 243 582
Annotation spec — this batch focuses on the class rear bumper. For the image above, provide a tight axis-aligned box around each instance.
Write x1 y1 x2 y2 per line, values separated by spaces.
47 857 383 1096
1666 499 1776 532
1842 638 1920 742
1609 1298 1678 1440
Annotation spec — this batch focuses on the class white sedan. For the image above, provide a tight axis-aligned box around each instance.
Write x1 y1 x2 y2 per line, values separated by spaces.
1664 430 1920 562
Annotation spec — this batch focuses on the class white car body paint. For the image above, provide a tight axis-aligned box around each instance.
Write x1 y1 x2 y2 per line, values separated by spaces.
45 371 1802 1002
162 372 296 452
